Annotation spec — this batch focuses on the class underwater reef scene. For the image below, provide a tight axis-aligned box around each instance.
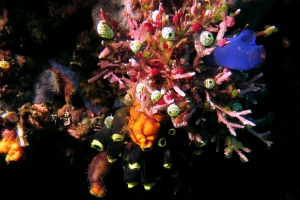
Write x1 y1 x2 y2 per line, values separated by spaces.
0 0 299 199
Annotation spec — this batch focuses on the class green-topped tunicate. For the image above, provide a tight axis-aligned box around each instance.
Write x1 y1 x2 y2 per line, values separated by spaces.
231 102 242 112
130 40 143 53
97 21 114 39
167 104 180 117
136 83 144 94
162 27 175 40
151 90 162 103
204 78 215 89
124 94 134 106
104 115 113 128
200 31 214 46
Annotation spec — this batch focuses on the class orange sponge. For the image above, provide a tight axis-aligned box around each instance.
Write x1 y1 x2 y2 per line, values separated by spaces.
0 137 24 163
129 100 164 150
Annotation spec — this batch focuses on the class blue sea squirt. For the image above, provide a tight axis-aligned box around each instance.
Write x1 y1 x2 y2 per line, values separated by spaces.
203 29 266 70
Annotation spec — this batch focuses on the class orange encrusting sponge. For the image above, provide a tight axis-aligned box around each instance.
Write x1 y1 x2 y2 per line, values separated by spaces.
128 100 164 150
0 137 24 163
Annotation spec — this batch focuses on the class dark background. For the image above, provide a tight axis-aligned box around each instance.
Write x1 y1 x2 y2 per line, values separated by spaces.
0 0 299 199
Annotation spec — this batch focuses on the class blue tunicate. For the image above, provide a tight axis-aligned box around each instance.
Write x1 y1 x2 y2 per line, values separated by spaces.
203 29 266 71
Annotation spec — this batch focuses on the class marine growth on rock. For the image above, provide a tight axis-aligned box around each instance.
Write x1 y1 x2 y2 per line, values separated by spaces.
0 0 276 198
85 0 275 197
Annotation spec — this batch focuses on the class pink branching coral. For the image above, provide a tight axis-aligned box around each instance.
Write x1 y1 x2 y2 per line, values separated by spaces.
205 90 255 136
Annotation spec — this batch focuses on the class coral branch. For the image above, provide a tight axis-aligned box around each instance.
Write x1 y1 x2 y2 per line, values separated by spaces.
206 91 256 136
88 69 108 83
242 73 264 87
172 72 195 79
214 70 232 85
246 128 273 146
217 110 244 136
216 14 227 42
173 85 186 97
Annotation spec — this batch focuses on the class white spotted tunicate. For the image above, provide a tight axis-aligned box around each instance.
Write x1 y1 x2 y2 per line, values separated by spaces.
151 90 162 103
136 83 144 94
200 31 214 46
97 21 114 39
204 78 215 89
130 40 143 53
167 104 180 117
162 27 175 40
104 115 114 128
